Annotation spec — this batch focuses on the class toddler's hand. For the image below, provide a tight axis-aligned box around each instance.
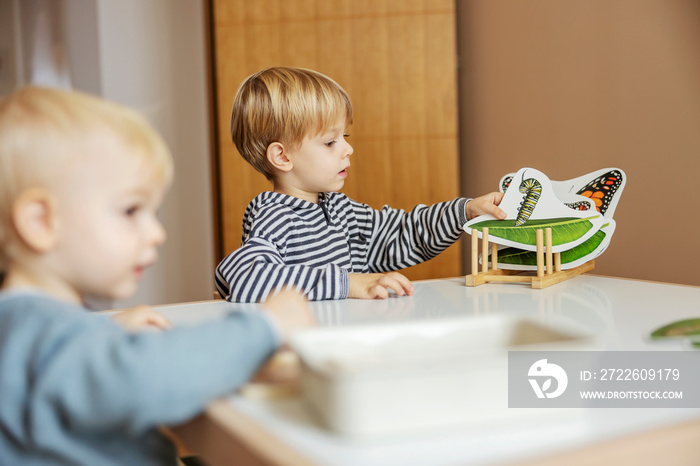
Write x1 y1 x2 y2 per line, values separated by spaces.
112 305 172 332
262 289 316 340
348 272 414 299
466 192 506 220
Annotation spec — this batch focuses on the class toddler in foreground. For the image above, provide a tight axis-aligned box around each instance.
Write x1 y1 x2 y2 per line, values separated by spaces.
0 87 314 465
216 67 505 303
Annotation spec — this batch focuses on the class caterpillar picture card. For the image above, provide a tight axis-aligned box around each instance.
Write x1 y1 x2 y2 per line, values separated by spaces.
499 167 627 219
464 167 606 253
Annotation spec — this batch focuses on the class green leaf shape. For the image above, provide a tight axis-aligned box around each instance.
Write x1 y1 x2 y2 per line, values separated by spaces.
650 319 700 340
469 216 598 247
494 229 606 266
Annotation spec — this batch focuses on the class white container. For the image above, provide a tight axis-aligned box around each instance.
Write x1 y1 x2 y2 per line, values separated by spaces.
289 315 594 437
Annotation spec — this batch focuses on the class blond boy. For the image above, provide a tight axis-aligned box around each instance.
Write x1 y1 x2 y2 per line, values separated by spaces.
216 67 505 303
0 87 313 465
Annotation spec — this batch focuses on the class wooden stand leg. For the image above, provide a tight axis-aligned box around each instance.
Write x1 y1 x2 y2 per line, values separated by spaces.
491 243 498 271
536 229 544 277
482 228 489 273
545 227 553 275
471 229 478 275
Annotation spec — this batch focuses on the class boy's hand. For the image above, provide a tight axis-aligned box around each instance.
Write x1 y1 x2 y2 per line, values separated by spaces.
348 272 414 299
262 289 316 340
466 192 506 220
112 305 172 332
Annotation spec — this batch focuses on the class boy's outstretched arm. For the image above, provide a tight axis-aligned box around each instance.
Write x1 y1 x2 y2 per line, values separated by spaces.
348 272 414 299
465 191 506 220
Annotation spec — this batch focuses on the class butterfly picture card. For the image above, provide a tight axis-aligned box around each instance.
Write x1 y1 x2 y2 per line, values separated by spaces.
465 167 606 253
490 219 616 271
499 167 627 219
553 168 626 218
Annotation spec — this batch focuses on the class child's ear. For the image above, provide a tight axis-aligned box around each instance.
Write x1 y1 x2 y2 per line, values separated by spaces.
266 142 293 172
11 188 59 253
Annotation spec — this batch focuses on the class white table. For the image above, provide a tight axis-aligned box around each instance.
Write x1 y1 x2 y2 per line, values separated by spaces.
166 276 700 465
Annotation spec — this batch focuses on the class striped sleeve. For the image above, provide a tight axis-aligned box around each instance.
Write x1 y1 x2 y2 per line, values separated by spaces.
365 198 469 272
215 238 350 303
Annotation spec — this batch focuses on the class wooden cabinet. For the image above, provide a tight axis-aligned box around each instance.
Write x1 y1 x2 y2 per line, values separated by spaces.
209 0 461 280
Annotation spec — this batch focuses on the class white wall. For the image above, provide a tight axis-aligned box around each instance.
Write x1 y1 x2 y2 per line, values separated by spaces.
0 0 22 94
3 0 216 307
96 0 215 307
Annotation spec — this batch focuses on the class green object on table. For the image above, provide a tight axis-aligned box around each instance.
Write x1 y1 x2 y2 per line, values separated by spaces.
467 216 598 247
650 318 700 341
495 227 607 267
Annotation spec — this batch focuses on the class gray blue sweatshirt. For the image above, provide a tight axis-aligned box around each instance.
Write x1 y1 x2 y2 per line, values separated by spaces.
0 290 277 465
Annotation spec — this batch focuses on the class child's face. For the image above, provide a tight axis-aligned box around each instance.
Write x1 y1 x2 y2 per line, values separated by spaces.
47 139 167 303
282 118 353 202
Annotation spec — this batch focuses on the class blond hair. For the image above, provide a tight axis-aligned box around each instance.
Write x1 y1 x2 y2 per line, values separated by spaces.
230 67 353 180
0 86 173 269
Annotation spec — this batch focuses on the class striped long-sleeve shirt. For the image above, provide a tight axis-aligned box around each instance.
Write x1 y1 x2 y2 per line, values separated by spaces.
215 191 469 302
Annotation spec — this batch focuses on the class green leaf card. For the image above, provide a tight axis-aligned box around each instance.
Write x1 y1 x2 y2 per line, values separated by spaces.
492 220 616 271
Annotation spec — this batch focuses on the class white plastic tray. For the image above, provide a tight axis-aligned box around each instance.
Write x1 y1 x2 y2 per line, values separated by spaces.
290 315 594 436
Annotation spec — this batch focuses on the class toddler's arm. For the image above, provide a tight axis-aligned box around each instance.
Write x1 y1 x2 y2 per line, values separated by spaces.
111 305 171 331
261 288 316 339
216 238 349 302
9 291 313 436
365 198 469 272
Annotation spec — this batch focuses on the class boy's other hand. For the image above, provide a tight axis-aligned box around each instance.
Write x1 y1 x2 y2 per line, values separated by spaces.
466 192 506 220
112 305 172 332
263 289 316 340
348 272 414 299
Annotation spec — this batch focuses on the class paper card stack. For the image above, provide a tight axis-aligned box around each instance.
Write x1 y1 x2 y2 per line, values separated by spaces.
464 168 626 270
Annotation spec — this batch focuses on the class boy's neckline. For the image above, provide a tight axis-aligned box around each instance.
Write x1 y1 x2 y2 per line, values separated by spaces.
272 182 340 204
262 190 333 206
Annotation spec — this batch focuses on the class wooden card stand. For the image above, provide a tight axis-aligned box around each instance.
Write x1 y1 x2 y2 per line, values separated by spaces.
465 227 595 289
